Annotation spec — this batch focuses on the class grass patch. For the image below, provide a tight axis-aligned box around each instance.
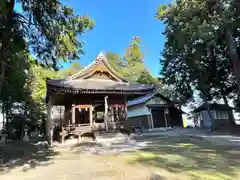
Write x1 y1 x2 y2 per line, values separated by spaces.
102 136 240 180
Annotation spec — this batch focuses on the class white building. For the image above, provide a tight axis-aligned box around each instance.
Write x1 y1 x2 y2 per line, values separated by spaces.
126 93 183 129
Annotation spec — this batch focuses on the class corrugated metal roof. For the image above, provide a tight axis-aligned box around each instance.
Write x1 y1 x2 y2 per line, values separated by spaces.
127 92 172 107
127 93 157 107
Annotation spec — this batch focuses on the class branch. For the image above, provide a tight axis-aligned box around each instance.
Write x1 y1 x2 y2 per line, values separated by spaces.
16 12 29 22
18 19 40 27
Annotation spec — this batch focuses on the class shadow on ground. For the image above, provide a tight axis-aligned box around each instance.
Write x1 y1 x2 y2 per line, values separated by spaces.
126 136 240 180
69 136 147 155
0 140 59 175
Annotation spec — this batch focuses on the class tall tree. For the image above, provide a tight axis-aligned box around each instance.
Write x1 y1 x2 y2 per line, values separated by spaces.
137 70 159 85
57 62 82 78
27 58 57 121
105 50 158 84
123 36 145 82
156 0 240 107
1 50 30 124
105 37 159 85
0 0 94 96
105 52 125 75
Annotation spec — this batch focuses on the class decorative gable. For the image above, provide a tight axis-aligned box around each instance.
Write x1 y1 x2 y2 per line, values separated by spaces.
68 52 127 82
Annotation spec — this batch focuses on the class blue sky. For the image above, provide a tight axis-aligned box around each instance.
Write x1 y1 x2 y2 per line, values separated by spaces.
61 0 172 76
15 0 172 76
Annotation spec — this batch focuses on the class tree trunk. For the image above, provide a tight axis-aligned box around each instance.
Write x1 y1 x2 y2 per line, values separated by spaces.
225 29 240 104
5 102 10 131
206 107 215 131
202 96 215 131
0 0 15 97
1 103 5 127
222 94 236 125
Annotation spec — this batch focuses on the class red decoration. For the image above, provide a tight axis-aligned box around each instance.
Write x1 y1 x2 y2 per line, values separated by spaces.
111 104 125 108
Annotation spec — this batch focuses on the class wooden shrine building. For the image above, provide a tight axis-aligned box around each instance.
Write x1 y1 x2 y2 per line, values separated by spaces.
45 52 155 144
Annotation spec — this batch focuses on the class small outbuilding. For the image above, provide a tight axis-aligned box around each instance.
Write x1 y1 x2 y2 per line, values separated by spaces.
194 103 234 129
126 93 183 129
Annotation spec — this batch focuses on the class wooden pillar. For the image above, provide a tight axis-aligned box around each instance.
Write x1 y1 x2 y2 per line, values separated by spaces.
94 110 97 125
123 96 128 120
64 104 69 127
111 106 114 122
164 108 169 128
150 108 154 128
104 96 108 131
72 105 75 125
46 96 53 145
89 106 93 127
124 105 128 120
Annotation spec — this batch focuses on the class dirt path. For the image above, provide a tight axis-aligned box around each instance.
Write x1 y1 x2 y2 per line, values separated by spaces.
1 131 240 180
0 135 157 180
1 153 153 180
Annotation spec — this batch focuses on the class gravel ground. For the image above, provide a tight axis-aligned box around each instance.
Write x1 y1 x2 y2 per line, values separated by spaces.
1 130 240 180
1 154 153 180
0 134 160 180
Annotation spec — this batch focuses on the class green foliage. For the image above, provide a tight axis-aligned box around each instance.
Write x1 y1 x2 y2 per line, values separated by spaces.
137 70 159 85
106 37 158 85
29 62 56 107
122 36 145 82
0 0 94 128
0 0 94 96
156 0 240 107
105 52 125 75
1 51 29 103
18 0 94 67
57 62 82 78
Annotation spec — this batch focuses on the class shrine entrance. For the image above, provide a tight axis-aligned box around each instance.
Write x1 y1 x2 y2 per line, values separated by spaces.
46 52 155 144
71 104 93 127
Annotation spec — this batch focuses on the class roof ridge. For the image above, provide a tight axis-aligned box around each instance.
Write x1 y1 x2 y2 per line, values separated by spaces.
67 52 104 80
99 52 129 82
67 52 128 82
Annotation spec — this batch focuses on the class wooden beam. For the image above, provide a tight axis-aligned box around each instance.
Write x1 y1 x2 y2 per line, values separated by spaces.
46 97 53 145
72 105 75 124
104 96 108 131
73 104 92 109
164 108 168 128
111 107 114 122
150 108 154 128
94 111 97 125
89 105 93 127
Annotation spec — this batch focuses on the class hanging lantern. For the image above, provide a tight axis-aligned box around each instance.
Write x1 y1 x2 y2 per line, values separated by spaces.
79 108 81 112
85 108 88 111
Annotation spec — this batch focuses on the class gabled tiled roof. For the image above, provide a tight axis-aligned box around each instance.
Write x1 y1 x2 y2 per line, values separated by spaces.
68 52 127 82
48 78 155 92
46 52 156 94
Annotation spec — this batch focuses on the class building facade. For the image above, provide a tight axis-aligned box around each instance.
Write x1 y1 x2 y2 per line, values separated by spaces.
127 93 183 129
194 103 234 129
46 52 155 144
